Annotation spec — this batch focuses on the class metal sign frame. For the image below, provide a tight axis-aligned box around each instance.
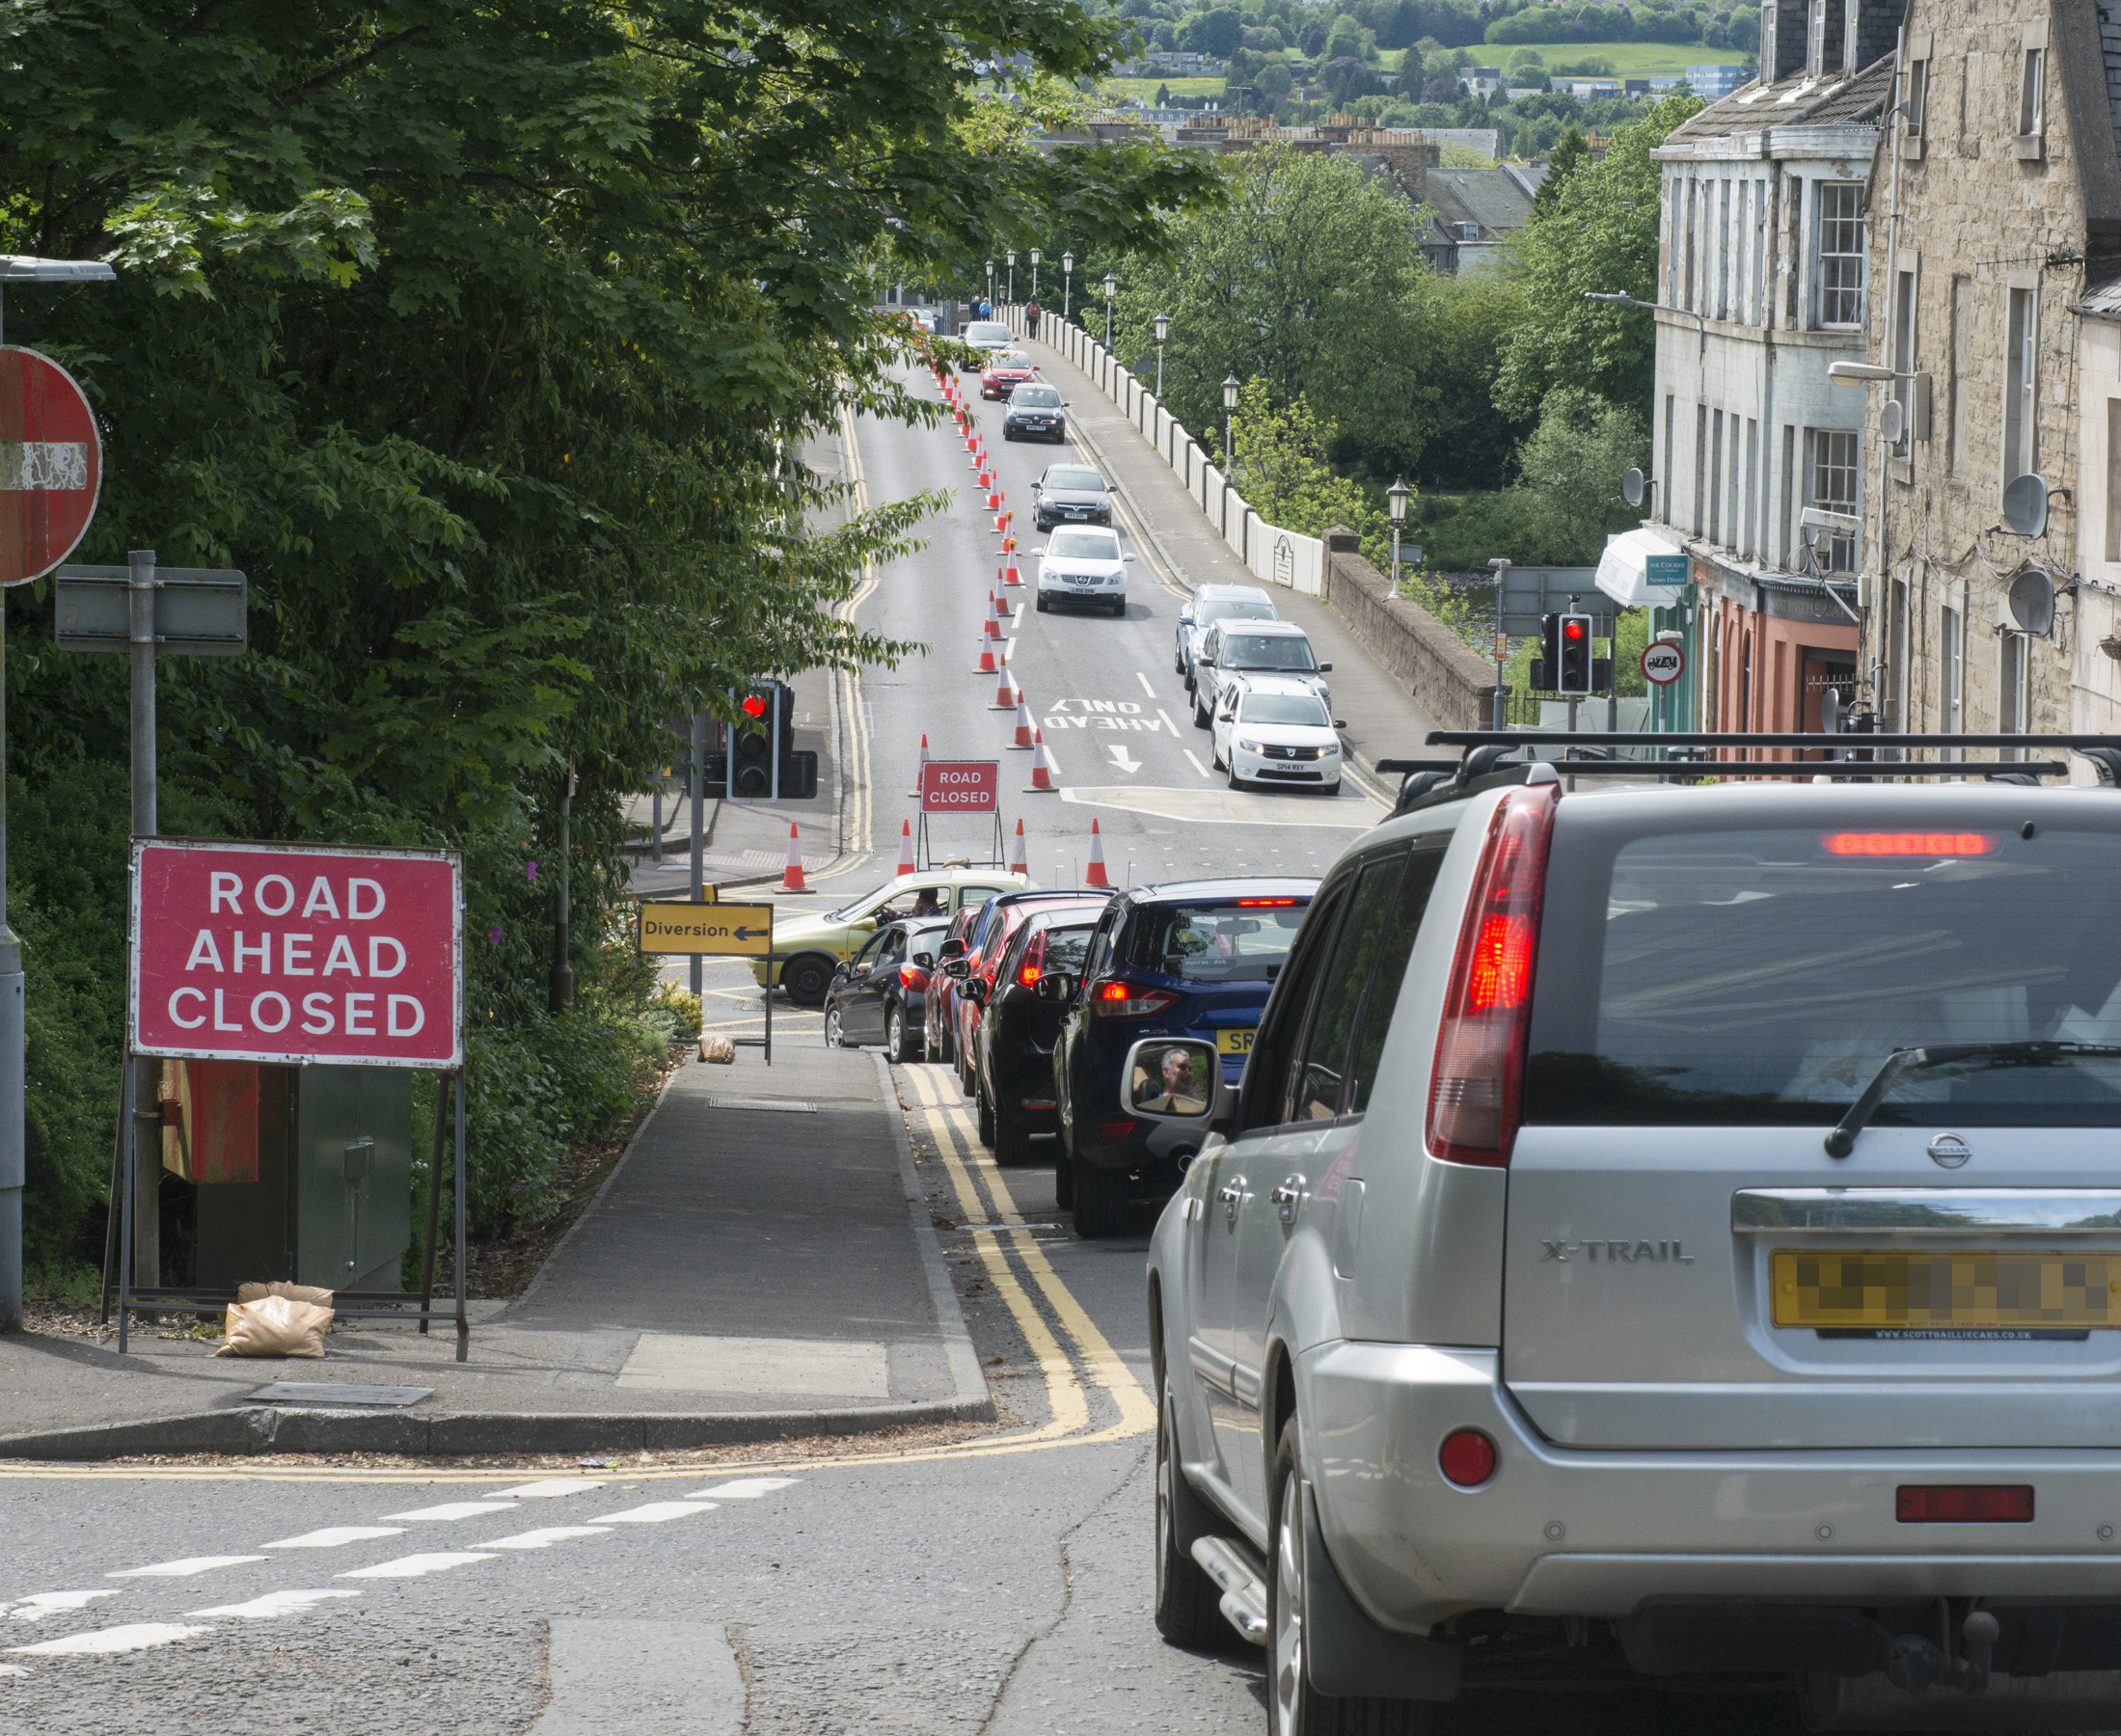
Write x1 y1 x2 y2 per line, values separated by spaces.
55 565 247 655
1495 566 1611 638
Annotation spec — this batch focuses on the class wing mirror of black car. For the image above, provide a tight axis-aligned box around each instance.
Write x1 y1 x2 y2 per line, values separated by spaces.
1318 661 1333 672
942 958 970 979
1123 1038 1222 1125
963 977 990 1006
1033 971 1078 1003
913 951 934 968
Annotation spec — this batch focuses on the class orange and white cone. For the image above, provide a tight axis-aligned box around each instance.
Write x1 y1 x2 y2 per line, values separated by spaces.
1026 730 1055 792
991 649 1015 711
1009 819 1028 875
896 818 917 876
1010 692 1034 747
993 508 1010 533
909 731 931 797
781 823 807 893
975 630 996 675
1083 818 1110 888
985 488 1001 511
1001 557 1022 588
983 591 1002 640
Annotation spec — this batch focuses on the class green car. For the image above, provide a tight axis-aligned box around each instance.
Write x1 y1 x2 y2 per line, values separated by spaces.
753 867 1028 1005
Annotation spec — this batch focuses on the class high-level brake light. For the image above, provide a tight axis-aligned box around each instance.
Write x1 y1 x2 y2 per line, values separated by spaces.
1823 832 1997 856
1428 785 1557 1167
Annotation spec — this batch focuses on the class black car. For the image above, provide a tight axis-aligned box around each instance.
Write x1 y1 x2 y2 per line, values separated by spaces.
972 910 1100 1165
824 916 951 1061
1002 382 1067 443
1031 463 1112 530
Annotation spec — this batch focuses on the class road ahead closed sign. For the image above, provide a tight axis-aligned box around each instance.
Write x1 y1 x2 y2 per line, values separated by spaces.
131 840 462 1069
920 760 998 813
639 901 774 956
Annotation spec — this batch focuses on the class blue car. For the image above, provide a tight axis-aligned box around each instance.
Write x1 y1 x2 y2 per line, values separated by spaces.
1052 878 1318 1237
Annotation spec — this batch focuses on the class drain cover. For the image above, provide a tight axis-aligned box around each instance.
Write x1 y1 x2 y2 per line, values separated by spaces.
706 1098 817 1113
249 1383 433 1407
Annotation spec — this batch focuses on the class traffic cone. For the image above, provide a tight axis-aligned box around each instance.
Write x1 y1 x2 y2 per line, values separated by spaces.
984 591 1004 640
1026 730 1055 792
1001 557 1022 588
991 648 1015 710
1010 693 1034 748
781 823 807 893
897 818 917 876
1009 819 1028 875
1083 818 1110 888
908 731 930 797
994 509 1011 533
985 488 1001 511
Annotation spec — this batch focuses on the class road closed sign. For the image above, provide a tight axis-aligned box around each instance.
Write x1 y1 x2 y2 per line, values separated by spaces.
1641 640 1687 687
131 840 463 1069
920 759 999 813
639 901 773 956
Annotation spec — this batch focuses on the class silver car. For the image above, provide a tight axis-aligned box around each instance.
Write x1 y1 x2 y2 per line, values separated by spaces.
1142 755 2121 1733
1192 619 1328 728
1174 583 1278 692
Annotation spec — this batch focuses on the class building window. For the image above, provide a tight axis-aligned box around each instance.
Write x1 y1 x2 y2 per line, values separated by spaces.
1939 604 1964 739
1695 402 1708 535
1901 39 1930 157
1780 423 1796 569
2004 285 2038 485
1890 267 1917 455
2017 37 2045 149
1806 428 1860 571
1999 632 2029 745
1743 418 1758 557
2107 399 2121 562
1814 183 1864 327
1664 393 1675 526
1710 410 1724 546
1887 578 1910 733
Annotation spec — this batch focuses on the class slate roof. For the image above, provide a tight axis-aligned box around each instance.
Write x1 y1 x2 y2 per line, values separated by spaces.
1660 52 1894 145
1419 128 1503 161
2102 4 2121 165
1423 167 1536 237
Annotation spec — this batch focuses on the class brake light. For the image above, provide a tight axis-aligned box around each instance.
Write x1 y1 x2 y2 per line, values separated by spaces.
1236 897 1298 907
1094 982 1180 1017
1428 784 1558 1167
1018 933 1047 987
899 964 930 992
1823 832 1997 856
1896 1484 2033 1523
1095 1121 1138 1139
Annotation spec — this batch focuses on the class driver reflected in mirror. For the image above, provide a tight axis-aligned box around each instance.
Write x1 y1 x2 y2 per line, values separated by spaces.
1130 1043 1211 1116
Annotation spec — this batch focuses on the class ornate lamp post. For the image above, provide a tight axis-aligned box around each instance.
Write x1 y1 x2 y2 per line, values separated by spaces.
1153 311 1170 399
1005 249 1016 307
1029 248 1041 301
1101 271 1118 348
1387 476 1412 590
984 258 994 312
1062 251 1074 319
1221 371 1239 468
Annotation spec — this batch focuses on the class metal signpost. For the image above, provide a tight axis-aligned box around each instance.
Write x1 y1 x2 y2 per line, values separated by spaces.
916 759 1003 867
0 257 118 1332
119 840 469 1356
637 900 776 1062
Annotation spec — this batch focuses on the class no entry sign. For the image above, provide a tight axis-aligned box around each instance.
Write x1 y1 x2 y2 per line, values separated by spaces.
131 840 463 1069
0 346 101 584
920 759 999 812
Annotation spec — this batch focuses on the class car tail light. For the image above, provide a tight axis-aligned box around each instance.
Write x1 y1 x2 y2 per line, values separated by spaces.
1823 831 1997 857
1437 1429 1496 1487
899 964 930 992
1018 933 1047 987
1093 981 1180 1017
1096 1121 1137 1139
1896 1485 2033 1522
1428 784 1558 1167
1236 897 1298 907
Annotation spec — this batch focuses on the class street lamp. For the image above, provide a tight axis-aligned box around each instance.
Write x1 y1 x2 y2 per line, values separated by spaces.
1486 557 1511 730
985 258 994 313
1062 251 1074 320
1006 249 1016 308
1387 476 1412 590
1221 371 1239 469
1101 271 1118 349
1153 311 1170 399
1029 248 1041 302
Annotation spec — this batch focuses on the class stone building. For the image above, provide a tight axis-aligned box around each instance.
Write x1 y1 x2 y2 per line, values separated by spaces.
1859 0 2121 748
1641 0 1897 736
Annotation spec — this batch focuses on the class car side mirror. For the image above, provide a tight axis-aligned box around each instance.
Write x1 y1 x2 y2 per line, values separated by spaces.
1123 553 1137 562
1318 662 1333 672
852 916 876 932
943 958 970 979
1123 1038 1220 1123
913 951 934 968
1034 971 1078 1003
1031 482 1043 492
1333 719 1347 730
1197 652 1215 666
939 936 965 961
964 977 990 1006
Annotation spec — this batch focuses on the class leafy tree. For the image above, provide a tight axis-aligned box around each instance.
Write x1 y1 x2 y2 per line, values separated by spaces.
1534 126 1591 211
1511 388 1649 551
1494 91 1701 420
1181 6 1245 55
1229 381 1371 535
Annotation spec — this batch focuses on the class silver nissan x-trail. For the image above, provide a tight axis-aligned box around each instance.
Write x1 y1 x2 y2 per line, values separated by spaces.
1139 741 2121 1735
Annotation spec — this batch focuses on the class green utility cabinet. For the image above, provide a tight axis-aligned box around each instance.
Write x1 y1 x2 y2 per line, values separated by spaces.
190 1064 414 1292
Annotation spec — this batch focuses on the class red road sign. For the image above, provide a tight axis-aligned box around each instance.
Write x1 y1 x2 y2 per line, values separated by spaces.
1640 640 1687 687
920 759 999 813
0 346 101 584
130 840 463 1069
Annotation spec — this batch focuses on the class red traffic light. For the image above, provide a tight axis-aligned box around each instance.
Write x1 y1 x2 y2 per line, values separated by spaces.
742 695 767 719
1564 620 1585 640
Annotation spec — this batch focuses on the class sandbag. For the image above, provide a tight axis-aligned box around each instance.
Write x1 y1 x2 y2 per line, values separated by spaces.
235 1281 335 1307
215 1294 334 1358
698 1033 735 1064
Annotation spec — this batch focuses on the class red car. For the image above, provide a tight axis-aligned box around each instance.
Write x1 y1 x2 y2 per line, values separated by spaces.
978 352 1037 399
949 891 1112 1099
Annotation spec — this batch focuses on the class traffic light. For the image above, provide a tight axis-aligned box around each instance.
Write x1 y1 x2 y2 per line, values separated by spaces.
1556 612 1593 695
724 681 818 800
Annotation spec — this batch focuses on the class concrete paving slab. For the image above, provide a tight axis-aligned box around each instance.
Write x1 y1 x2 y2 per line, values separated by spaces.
613 1334 890 1398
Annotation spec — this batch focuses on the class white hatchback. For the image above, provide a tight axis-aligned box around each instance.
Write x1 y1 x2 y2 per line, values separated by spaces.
1210 677 1345 794
1035 526 1134 617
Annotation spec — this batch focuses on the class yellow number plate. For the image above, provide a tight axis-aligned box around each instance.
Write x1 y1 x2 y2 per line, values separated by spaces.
1215 1027 1256 1056
1772 1249 2121 1330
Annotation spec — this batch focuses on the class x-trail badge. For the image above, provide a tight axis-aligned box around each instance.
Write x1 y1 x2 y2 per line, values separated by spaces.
1928 1133 1971 1169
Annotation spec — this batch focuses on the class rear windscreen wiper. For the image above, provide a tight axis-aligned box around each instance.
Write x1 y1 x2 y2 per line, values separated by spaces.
1825 1041 2121 1157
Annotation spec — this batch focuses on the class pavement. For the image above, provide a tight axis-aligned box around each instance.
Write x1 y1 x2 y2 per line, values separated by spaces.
0 1043 988 1459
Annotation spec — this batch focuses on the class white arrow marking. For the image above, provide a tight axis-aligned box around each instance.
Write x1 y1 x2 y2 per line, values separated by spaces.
1107 745 1141 773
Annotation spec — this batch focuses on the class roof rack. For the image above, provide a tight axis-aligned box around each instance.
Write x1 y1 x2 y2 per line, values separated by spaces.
1426 730 2121 752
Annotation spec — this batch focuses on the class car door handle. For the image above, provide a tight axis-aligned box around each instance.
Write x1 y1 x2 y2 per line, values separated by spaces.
1270 1177 1306 1225
1216 1180 1249 1226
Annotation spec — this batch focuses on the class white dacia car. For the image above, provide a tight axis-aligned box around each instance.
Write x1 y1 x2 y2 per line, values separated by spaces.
1137 732 2121 1735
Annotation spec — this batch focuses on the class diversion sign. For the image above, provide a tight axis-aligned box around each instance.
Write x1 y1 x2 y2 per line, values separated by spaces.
130 839 463 1069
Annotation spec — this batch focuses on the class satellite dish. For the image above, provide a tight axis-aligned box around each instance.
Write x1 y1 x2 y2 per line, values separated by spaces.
2002 473 2049 538
1621 467 1646 508
1879 399 1906 444
2009 569 2055 637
